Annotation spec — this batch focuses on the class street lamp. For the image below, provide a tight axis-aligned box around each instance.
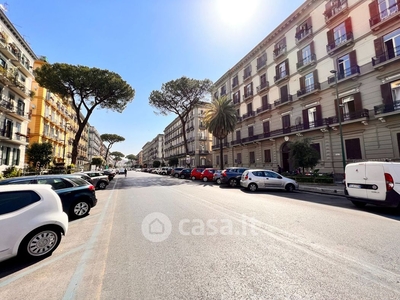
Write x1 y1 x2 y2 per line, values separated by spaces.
330 70 346 173
62 122 70 164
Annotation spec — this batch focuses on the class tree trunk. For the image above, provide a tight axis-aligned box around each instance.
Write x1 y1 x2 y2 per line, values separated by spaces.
71 128 83 165
219 138 224 170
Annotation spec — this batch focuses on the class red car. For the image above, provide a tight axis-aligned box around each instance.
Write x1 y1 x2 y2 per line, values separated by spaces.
200 168 218 182
190 168 205 180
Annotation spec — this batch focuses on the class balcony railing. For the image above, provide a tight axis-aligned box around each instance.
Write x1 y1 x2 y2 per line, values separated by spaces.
273 46 287 59
256 81 269 93
327 109 369 124
295 27 313 44
243 71 252 81
274 95 293 107
324 0 348 23
244 91 253 100
257 60 267 70
297 82 321 98
369 1 400 28
242 111 255 120
256 103 272 114
371 44 400 67
374 100 400 115
296 53 316 71
326 32 354 54
328 65 360 84
274 71 289 83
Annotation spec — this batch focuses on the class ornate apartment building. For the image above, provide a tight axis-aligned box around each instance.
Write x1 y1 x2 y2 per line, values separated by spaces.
164 102 212 167
211 0 400 176
0 9 36 172
88 125 102 163
30 58 89 168
141 134 164 167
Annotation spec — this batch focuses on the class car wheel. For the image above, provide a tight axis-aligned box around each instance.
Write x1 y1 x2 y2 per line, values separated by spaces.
191 176 196 180
248 183 258 192
175 174 179 178
351 200 367 208
203 177 208 182
180 175 185 179
216 178 222 185
19 226 62 259
70 200 91 219
98 181 107 190
229 178 238 188
285 184 295 192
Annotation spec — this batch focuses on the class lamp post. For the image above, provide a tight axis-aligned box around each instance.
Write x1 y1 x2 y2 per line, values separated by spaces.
62 122 69 164
330 70 346 173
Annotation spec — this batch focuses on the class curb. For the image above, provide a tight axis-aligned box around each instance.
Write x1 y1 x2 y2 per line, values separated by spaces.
299 185 345 196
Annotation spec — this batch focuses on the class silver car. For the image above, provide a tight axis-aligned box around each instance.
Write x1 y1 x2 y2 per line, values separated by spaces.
240 169 298 192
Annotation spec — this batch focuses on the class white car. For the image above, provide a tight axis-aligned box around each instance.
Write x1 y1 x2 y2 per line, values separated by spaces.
240 169 299 192
0 184 68 263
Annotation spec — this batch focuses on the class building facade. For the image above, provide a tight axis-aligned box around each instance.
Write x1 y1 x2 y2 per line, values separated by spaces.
88 125 102 163
164 102 212 167
211 0 400 178
0 9 36 172
141 134 164 167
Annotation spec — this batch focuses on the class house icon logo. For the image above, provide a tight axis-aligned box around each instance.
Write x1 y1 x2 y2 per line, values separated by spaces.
141 212 172 242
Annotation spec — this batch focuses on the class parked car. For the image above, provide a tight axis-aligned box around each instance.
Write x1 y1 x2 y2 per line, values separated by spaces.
171 167 184 178
67 172 93 185
178 168 193 179
240 169 298 192
0 184 68 262
213 170 223 184
160 167 172 175
0 175 97 219
200 168 217 182
220 167 249 187
77 171 109 190
190 168 205 180
344 161 400 208
102 169 116 181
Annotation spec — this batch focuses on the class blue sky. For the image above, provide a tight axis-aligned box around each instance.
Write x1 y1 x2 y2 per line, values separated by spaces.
7 0 305 156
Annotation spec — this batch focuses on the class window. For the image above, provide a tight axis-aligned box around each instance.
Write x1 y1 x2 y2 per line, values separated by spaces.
263 121 270 133
224 155 228 165
274 37 286 57
304 73 315 93
280 85 289 103
17 99 25 116
248 126 254 137
259 73 268 90
236 153 242 164
308 107 317 128
345 138 362 160
257 52 267 69
244 82 253 98
337 93 363 121
379 0 398 19
247 103 252 114
0 56 6 69
233 91 240 104
244 65 252 79
236 130 241 142
301 44 311 65
310 143 321 159
264 149 271 162
232 74 239 88
220 85 226 96
0 191 41 215
334 22 346 46
262 95 268 107
249 152 255 164
3 119 12 138
296 17 312 41
37 178 73 190
15 123 21 140
275 59 289 82
282 115 291 133
326 18 352 52
338 54 351 77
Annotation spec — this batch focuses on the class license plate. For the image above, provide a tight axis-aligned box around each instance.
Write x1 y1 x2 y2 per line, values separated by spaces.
348 184 361 188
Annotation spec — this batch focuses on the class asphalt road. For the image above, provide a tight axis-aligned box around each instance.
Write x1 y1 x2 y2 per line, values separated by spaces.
1 171 400 300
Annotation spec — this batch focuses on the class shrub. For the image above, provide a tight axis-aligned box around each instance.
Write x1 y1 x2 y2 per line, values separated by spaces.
2 166 22 178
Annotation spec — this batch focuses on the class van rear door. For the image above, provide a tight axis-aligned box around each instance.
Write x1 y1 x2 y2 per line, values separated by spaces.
365 163 386 201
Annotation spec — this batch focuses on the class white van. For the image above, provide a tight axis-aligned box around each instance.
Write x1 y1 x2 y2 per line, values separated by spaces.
344 161 400 208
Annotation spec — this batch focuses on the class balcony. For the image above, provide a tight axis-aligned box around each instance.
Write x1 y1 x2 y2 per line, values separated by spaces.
256 103 272 114
257 60 267 71
327 109 369 124
199 150 210 154
296 53 317 72
230 139 242 146
328 65 360 85
241 135 260 144
273 46 286 60
256 81 269 93
243 71 252 82
297 82 321 99
324 0 348 23
233 95 240 105
274 72 289 84
242 111 255 120
374 100 400 115
243 91 254 101
295 27 313 45
369 1 400 31
326 32 354 55
274 95 293 108
371 44 400 68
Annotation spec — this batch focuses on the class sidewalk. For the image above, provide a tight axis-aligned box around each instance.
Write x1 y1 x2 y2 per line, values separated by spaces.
298 182 346 196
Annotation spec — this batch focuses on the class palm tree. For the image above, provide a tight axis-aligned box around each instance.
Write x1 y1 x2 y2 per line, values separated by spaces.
203 96 237 170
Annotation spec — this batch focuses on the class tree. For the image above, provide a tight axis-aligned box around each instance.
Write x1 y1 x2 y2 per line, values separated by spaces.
110 151 125 166
26 142 53 168
149 77 213 158
91 156 105 168
126 154 136 167
153 160 161 168
34 63 135 164
101 134 125 162
289 138 320 174
168 157 179 167
203 96 237 170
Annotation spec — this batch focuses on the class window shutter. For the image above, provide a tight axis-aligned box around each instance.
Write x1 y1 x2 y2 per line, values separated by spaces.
325 1 332 15
380 83 393 106
300 76 305 90
369 1 380 25
374 37 384 56
349 50 357 67
313 69 319 83
316 105 322 126
353 92 363 112
262 95 268 106
263 121 270 133
297 49 302 64
302 109 309 129
344 17 352 34
280 85 288 101
306 16 312 29
310 41 315 55
275 65 279 77
327 28 334 47
284 59 289 75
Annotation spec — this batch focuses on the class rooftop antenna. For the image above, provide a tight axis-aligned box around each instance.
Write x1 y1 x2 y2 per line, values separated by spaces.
0 3 8 12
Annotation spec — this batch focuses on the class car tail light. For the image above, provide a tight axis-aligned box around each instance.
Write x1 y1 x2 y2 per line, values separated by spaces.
384 173 394 191
222 170 227 177
88 184 95 191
